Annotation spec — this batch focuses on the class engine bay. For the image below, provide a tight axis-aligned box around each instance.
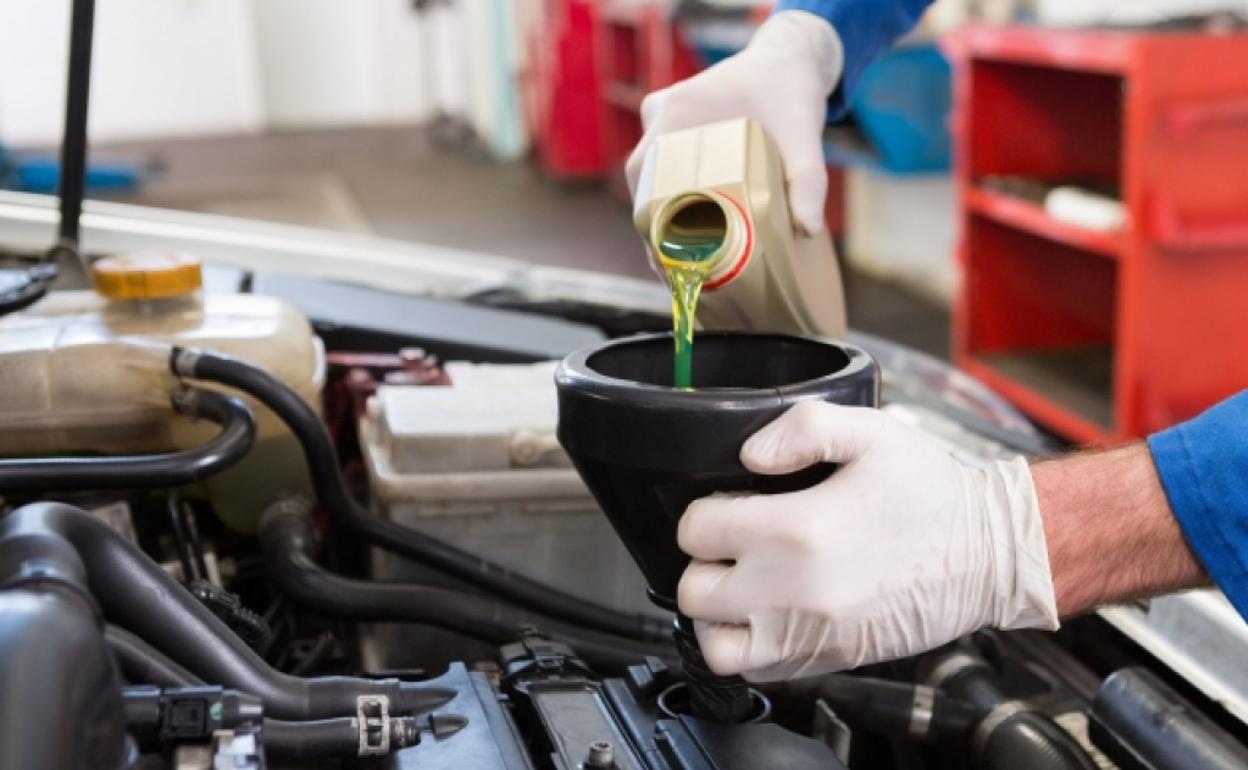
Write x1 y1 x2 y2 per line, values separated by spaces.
1 257 1246 770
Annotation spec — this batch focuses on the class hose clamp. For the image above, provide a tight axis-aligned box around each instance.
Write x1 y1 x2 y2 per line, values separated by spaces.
171 346 202 377
908 685 936 742
357 695 392 757
924 652 985 690
972 700 1026 760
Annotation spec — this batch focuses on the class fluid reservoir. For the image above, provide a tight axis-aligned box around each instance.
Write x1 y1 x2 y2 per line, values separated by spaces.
0 253 325 532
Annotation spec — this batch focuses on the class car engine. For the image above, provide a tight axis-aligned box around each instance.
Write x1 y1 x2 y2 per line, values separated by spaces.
1 261 1247 770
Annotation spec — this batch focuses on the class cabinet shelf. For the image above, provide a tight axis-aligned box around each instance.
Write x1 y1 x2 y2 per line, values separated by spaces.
948 25 1134 74
966 187 1121 259
950 24 1248 441
963 348 1113 444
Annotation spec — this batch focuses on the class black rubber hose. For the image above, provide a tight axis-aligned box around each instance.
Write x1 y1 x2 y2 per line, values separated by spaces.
108 625 202 687
175 347 671 646
925 648 1097 770
979 711 1100 770
0 387 255 493
765 674 978 746
0 502 454 720
264 717 422 759
259 501 678 671
111 638 418 760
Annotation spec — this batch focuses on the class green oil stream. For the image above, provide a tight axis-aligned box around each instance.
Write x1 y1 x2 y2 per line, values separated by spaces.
658 208 724 388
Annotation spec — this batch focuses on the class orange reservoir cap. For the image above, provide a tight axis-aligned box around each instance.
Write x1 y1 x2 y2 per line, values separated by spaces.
91 253 203 300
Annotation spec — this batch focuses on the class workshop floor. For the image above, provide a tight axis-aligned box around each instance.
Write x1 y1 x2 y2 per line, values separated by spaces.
94 126 950 358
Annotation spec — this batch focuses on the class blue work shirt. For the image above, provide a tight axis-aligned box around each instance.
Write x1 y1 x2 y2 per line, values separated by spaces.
1149 391 1248 620
774 0 933 117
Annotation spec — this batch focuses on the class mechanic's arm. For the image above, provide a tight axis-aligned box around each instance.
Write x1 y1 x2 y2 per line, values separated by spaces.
1034 443 1206 617
676 393 1248 681
625 0 932 235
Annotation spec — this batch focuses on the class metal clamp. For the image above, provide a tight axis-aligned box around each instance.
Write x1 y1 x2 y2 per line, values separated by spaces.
924 652 986 690
357 695 392 757
908 685 936 742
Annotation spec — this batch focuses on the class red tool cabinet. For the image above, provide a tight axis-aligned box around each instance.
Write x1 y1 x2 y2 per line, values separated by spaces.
524 0 607 179
947 24 1248 443
523 0 700 182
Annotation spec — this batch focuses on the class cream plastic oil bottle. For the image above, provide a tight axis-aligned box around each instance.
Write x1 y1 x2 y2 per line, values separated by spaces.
633 118 847 386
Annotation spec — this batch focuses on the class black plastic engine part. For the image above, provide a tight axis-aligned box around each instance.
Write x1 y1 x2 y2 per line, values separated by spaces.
172 345 671 647
0 386 254 493
257 499 676 670
122 685 263 749
188 579 274 654
555 332 879 723
497 629 850 770
1090 667 1248 770
0 501 454 721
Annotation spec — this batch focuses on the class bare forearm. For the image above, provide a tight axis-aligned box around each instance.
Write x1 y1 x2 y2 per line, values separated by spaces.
1031 443 1209 616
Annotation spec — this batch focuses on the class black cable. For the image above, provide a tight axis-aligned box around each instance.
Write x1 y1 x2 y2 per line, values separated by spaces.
0 502 455 721
174 347 671 646
0 387 255 493
259 501 678 671
180 501 210 581
166 490 198 582
288 633 334 677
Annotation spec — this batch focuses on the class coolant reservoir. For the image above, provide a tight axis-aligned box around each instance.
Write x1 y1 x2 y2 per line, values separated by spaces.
0 253 325 532
632 118 847 337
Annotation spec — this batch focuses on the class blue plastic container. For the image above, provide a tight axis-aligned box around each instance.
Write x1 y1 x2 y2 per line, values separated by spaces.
848 44 951 174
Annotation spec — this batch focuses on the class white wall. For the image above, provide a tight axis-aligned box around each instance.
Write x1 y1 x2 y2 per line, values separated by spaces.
845 170 958 307
0 0 521 154
249 0 433 128
0 0 263 146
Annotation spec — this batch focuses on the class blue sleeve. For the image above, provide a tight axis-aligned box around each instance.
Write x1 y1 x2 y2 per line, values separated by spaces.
773 0 932 118
1147 390 1248 620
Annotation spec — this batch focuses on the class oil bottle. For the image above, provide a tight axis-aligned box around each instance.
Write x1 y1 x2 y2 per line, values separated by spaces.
633 117 847 386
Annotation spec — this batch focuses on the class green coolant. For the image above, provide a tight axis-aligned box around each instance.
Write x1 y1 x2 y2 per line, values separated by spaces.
657 201 725 388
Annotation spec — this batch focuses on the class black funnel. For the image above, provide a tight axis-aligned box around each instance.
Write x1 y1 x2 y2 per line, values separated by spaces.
555 332 879 613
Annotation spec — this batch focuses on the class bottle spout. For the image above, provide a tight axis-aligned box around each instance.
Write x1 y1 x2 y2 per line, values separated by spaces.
650 192 750 286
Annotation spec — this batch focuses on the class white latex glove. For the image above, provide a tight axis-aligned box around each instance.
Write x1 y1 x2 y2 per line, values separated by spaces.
677 401 1059 681
625 11 844 236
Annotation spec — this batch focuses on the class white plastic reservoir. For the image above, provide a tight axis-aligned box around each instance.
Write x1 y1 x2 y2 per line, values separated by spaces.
0 254 324 531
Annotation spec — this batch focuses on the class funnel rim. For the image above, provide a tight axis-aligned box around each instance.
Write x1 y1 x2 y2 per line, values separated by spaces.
555 331 875 402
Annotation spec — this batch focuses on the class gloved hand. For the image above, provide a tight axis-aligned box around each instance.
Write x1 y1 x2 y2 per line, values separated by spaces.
677 401 1059 681
624 11 843 236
